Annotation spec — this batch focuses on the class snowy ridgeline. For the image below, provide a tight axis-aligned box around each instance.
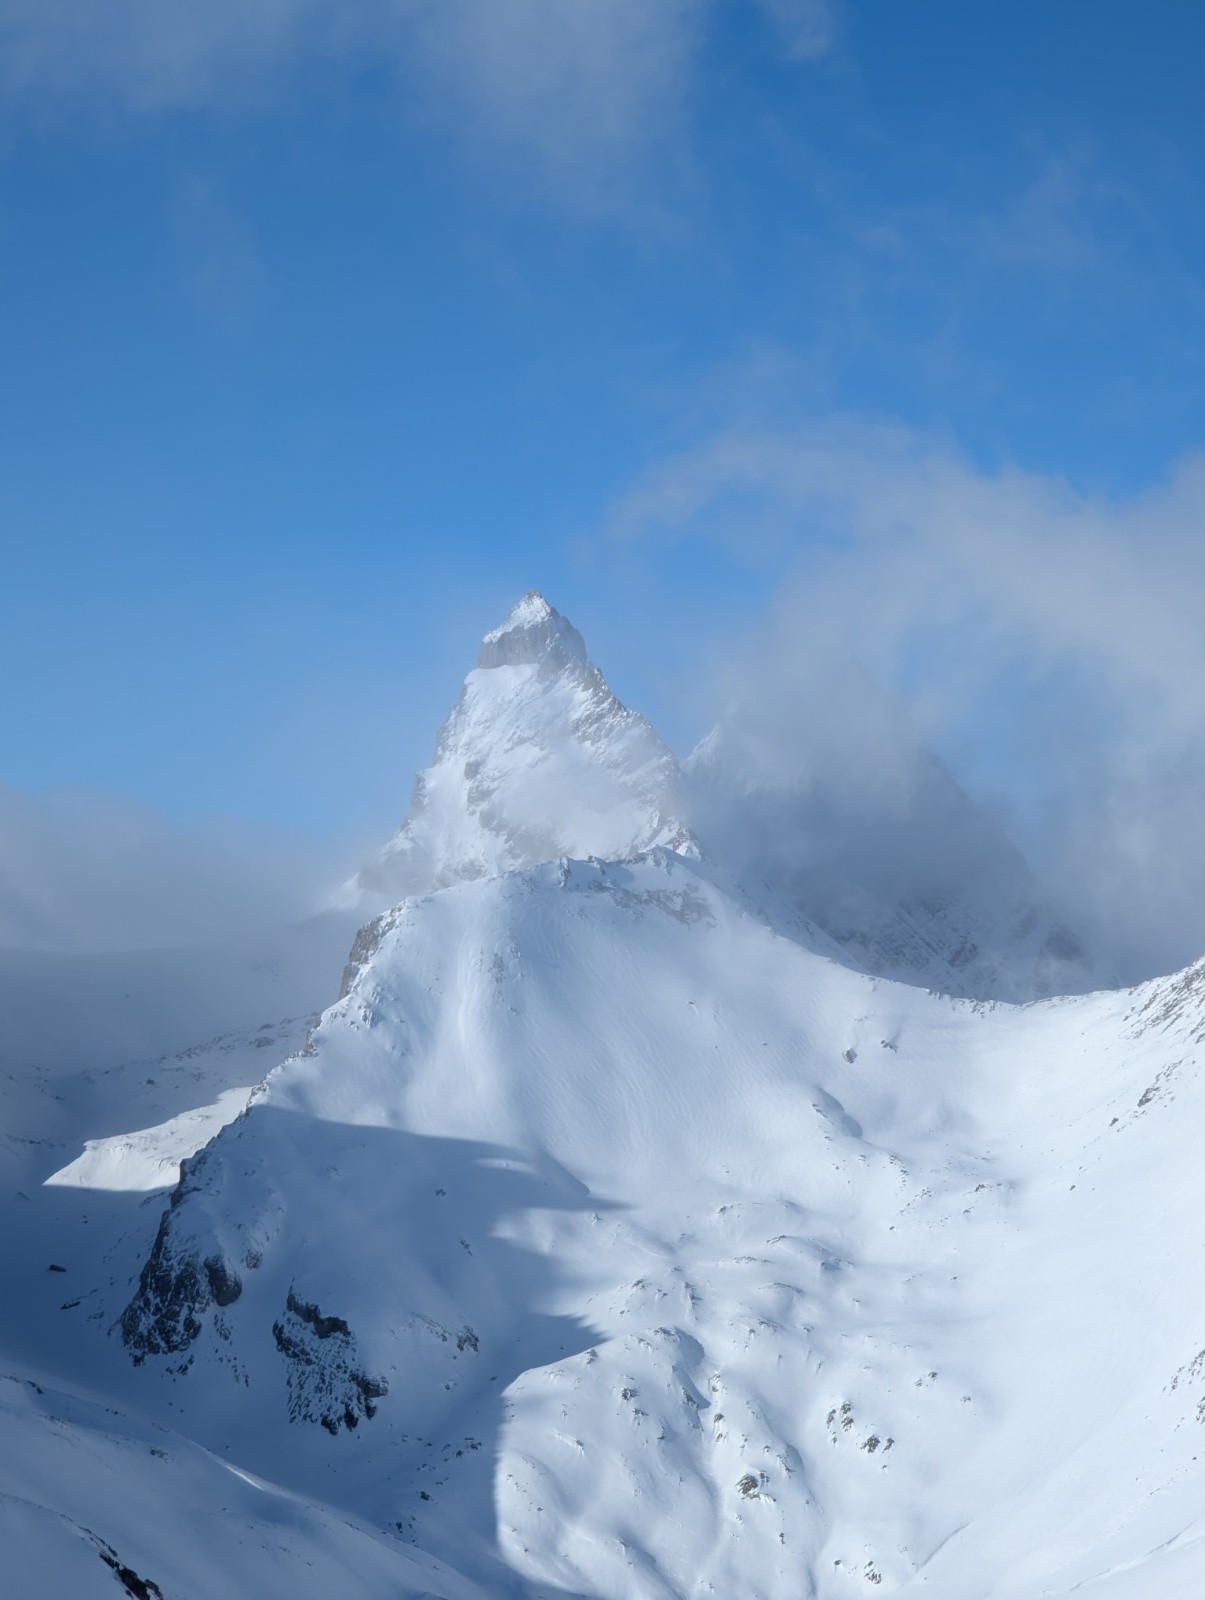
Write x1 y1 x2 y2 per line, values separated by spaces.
4 593 1204 1600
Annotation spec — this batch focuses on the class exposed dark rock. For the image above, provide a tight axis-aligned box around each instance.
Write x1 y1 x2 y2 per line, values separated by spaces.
285 1288 350 1339
203 1255 242 1307
97 1543 163 1599
119 1213 219 1363
271 1286 388 1433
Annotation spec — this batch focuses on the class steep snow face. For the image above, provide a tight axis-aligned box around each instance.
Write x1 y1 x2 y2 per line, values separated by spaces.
114 851 1205 1599
686 721 1093 1001
360 593 692 898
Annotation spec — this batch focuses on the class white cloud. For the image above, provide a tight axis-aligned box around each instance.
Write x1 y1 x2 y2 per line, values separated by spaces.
609 420 1205 980
402 0 706 178
0 1 832 200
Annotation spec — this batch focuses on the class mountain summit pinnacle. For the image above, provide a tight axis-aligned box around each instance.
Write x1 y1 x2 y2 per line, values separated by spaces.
358 593 692 900
478 591 588 670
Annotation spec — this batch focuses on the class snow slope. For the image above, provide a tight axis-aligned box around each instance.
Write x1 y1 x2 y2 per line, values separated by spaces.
0 1361 483 1600
115 848 1205 1599
7 593 1203 1599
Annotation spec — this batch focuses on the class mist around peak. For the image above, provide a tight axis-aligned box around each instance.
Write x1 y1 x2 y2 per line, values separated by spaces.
354 591 1094 1003
680 639 1095 1000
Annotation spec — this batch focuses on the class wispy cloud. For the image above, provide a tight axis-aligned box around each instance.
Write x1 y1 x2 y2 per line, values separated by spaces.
609 420 1205 981
0 0 334 109
0 1 835 203
169 173 267 333
969 141 1131 274
752 0 837 62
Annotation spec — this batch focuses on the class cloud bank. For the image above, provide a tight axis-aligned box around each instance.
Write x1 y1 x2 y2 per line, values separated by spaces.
612 420 1205 983
0 787 357 954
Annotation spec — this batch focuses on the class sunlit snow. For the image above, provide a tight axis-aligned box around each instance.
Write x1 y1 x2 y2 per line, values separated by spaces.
4 594 1203 1600
44 1087 254 1192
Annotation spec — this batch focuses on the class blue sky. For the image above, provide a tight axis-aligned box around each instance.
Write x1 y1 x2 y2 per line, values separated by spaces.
5 0 1205 965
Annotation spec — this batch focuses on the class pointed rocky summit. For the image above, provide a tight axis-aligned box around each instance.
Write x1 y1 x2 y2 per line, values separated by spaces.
476 590 588 670
358 592 693 900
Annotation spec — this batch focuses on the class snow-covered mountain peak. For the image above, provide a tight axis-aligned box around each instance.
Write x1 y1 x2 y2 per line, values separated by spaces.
359 594 692 900
357 598 1092 1001
477 590 587 670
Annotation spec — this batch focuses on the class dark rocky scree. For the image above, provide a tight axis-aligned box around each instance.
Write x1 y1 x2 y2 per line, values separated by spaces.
272 1288 388 1435
119 1200 242 1364
121 1208 389 1437
95 1538 163 1599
